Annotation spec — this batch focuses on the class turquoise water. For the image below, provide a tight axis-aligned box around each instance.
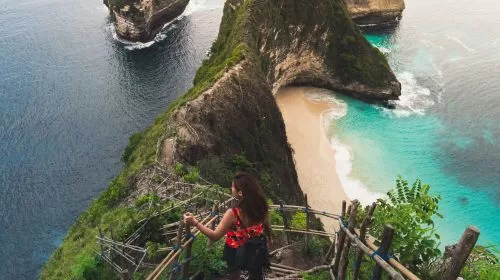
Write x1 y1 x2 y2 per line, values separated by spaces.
330 0 500 247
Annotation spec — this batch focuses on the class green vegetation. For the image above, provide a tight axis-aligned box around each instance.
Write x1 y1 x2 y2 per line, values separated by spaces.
461 245 500 280
349 177 500 279
372 177 442 270
190 235 227 278
301 269 331 280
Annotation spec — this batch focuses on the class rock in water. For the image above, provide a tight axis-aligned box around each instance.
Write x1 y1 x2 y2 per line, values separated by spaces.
345 0 405 26
105 0 190 42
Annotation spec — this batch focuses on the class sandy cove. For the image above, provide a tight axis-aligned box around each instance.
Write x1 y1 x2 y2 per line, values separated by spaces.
276 87 349 233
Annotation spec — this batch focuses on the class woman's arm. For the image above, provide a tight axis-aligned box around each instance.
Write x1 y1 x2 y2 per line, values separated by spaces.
184 209 234 242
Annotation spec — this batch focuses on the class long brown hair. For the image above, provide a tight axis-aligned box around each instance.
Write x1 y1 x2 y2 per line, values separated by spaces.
233 172 268 225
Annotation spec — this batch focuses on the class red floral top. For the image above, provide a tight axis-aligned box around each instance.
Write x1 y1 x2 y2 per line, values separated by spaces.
225 208 264 248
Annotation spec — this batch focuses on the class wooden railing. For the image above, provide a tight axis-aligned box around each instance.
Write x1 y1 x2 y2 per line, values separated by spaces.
98 192 480 280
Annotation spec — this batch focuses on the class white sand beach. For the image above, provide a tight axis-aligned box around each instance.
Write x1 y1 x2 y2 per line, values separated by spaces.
276 87 350 233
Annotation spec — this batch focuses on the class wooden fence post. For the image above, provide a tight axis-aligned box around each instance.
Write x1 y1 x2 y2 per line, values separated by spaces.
372 225 395 280
170 219 184 280
338 201 359 280
332 200 349 275
279 200 290 244
442 226 480 280
304 194 310 252
182 223 193 279
353 202 377 280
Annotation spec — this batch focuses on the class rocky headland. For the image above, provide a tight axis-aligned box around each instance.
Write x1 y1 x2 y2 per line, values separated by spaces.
42 0 400 278
104 0 189 42
346 0 405 26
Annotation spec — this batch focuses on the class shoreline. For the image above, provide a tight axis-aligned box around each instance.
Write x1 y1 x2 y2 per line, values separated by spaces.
276 87 350 233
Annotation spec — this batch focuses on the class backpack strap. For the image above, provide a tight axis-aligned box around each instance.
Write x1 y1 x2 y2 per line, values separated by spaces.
232 208 250 237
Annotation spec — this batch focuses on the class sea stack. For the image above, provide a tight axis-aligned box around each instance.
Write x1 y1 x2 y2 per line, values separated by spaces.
104 0 190 42
345 0 405 26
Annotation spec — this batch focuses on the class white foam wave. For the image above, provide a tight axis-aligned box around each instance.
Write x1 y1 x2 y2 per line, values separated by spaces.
383 72 435 118
446 35 476 53
303 89 347 129
107 0 212 50
330 137 383 205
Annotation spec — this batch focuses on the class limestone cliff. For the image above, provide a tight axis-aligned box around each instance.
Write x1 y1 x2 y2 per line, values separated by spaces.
167 0 401 200
105 0 189 42
346 0 405 26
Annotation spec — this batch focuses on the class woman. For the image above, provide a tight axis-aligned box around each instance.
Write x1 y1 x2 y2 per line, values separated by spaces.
183 172 271 279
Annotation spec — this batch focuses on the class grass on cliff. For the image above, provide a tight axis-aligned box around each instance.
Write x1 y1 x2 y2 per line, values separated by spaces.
40 2 252 279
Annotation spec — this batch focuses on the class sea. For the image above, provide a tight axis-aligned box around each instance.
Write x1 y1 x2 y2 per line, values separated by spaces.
0 0 498 279
328 0 500 248
0 0 225 278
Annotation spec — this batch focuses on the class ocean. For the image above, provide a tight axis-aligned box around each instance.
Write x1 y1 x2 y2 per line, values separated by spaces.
330 0 500 247
0 0 224 278
0 0 498 279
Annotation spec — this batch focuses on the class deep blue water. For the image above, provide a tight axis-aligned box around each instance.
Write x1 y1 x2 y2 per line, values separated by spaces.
330 0 500 247
1 0 499 278
0 0 224 279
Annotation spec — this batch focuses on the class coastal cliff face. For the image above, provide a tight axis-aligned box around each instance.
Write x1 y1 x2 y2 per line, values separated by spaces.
346 0 405 26
42 0 401 278
168 0 401 200
105 0 189 42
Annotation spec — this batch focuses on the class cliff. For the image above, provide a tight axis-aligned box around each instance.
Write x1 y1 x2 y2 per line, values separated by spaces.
41 0 400 278
105 0 189 42
346 0 405 26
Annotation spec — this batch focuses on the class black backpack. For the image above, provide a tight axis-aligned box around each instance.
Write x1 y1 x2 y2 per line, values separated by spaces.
234 211 271 279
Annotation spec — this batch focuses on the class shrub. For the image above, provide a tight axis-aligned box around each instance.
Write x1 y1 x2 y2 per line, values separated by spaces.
370 177 442 271
183 167 200 183
460 245 500 280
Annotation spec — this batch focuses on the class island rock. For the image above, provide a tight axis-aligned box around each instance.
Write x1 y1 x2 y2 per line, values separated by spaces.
346 0 405 26
105 0 189 42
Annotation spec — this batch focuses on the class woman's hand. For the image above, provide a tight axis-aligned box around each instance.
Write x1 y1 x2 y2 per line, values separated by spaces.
183 212 198 226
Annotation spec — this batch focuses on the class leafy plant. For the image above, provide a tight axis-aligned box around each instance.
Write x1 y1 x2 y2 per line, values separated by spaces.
231 153 253 171
174 162 186 177
370 177 442 271
183 167 200 183
460 245 500 280
291 212 307 230
301 269 330 280
190 235 227 278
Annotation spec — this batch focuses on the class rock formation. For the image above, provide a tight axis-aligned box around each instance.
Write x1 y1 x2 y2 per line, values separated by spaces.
346 0 405 26
104 0 189 42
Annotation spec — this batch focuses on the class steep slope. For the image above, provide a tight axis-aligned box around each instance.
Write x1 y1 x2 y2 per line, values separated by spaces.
41 0 400 278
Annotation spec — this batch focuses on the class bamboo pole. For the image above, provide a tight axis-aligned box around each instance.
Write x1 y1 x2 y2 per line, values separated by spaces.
338 201 359 280
332 200 351 275
365 240 421 280
182 223 193 279
372 225 395 280
304 194 310 252
442 226 480 280
341 224 404 280
271 226 335 237
280 200 291 244
353 202 376 280
322 235 336 265
271 262 301 271
169 219 184 280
